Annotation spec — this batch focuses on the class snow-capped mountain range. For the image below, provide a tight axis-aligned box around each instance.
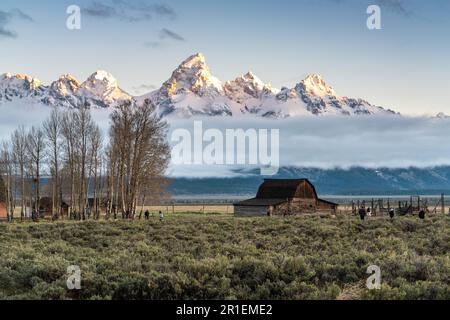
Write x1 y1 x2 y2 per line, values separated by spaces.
0 71 131 110
0 53 397 118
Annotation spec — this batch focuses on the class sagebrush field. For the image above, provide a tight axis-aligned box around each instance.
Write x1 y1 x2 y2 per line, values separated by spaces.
0 214 449 300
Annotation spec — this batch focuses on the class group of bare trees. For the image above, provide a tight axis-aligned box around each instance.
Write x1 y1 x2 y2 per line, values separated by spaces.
0 101 170 222
107 102 171 219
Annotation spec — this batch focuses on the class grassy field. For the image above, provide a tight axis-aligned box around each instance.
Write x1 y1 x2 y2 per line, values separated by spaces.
0 214 449 300
144 205 234 215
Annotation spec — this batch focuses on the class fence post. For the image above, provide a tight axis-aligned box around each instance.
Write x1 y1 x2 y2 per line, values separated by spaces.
441 194 445 215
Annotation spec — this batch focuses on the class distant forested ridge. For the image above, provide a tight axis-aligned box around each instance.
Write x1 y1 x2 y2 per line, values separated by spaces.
168 166 450 197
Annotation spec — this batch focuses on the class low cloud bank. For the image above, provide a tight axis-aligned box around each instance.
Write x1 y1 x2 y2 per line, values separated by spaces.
167 115 450 176
0 103 111 141
1 104 450 178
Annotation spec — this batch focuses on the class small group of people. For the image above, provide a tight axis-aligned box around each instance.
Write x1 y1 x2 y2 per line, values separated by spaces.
143 210 165 222
358 207 425 220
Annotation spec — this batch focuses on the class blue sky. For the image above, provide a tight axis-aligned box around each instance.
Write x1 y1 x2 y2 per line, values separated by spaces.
0 0 449 115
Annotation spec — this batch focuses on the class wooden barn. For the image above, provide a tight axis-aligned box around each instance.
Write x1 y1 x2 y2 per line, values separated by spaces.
39 197 70 217
0 202 7 220
234 179 338 217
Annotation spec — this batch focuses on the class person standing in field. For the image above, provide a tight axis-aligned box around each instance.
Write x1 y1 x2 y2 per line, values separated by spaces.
389 209 395 220
419 210 425 220
32 209 38 222
144 210 150 220
359 207 367 220
159 210 164 222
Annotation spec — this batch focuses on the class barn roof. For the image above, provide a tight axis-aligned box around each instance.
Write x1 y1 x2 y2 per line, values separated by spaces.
256 179 318 200
234 179 338 207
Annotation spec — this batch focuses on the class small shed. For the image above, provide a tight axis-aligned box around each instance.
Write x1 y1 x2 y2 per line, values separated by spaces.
234 179 338 217
0 202 7 220
39 197 69 216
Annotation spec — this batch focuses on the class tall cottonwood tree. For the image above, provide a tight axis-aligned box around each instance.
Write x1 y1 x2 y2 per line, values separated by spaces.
108 101 170 217
27 126 45 214
88 126 103 219
61 106 101 219
11 126 27 220
61 110 77 217
0 142 13 220
73 106 98 218
43 108 63 218
0 141 13 220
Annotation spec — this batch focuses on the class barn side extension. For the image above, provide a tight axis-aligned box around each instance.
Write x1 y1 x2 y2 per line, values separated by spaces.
234 179 338 217
0 202 7 220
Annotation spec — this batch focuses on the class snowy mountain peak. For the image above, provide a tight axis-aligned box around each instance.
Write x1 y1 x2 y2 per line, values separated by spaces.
77 70 131 105
50 74 80 97
0 73 43 90
224 71 275 104
82 70 119 91
243 70 257 80
301 74 336 97
57 73 80 83
159 52 223 98
241 71 266 87
181 52 207 67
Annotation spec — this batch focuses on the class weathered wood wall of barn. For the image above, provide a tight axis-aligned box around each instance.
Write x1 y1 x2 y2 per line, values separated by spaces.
234 206 269 217
272 200 317 215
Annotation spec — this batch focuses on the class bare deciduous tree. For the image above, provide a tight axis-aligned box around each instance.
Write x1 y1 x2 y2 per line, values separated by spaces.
43 108 63 218
11 126 27 220
27 126 45 215
0 141 14 221
108 101 170 218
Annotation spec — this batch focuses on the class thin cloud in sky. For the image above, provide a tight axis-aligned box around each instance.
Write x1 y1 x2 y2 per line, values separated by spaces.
0 8 34 39
160 28 185 42
144 28 186 48
325 0 414 17
83 1 183 48
375 0 412 17
84 0 176 22
84 2 117 19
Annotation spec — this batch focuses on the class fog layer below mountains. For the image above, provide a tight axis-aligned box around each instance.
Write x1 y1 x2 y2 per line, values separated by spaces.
1 103 449 178
167 115 450 177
